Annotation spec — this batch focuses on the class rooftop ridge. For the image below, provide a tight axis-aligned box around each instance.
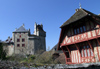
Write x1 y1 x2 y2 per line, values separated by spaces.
60 8 98 28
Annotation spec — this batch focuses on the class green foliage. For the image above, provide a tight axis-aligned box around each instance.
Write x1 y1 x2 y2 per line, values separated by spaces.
0 43 6 60
6 51 61 66
19 55 36 63
33 51 59 64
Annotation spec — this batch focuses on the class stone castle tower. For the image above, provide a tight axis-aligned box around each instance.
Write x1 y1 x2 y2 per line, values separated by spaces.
12 23 46 55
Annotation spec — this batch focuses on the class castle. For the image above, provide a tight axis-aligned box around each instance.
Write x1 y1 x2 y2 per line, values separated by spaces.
3 23 46 56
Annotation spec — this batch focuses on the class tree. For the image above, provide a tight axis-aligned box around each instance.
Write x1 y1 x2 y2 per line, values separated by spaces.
0 43 6 60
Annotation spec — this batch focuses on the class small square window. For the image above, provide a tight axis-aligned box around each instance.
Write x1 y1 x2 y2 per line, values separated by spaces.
17 39 20 42
17 44 20 47
22 38 25 42
22 44 25 47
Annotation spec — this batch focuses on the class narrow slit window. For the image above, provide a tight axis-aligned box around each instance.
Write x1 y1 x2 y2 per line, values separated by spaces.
87 45 90 56
74 29 77 35
77 28 80 34
83 26 86 32
84 46 87 57
80 27 83 33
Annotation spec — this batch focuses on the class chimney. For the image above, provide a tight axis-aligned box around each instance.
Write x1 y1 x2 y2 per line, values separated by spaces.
41 24 43 29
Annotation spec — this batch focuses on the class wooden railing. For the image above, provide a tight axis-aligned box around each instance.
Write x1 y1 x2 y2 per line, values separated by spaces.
61 29 100 46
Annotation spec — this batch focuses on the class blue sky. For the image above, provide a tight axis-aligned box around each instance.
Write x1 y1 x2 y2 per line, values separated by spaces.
0 0 100 50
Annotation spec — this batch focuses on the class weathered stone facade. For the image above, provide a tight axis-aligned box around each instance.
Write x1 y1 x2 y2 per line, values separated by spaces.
3 37 14 56
4 23 46 56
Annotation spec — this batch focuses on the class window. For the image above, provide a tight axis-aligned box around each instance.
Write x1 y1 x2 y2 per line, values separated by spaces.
74 25 86 35
17 39 20 42
81 49 84 57
22 44 25 47
17 44 20 47
83 26 86 32
83 46 87 57
77 28 80 34
87 46 90 56
81 44 93 57
19 35 21 38
74 29 77 35
22 38 25 42
54 48 56 51
80 27 83 33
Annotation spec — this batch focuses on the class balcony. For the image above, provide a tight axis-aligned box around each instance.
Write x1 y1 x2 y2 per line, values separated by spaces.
61 29 100 46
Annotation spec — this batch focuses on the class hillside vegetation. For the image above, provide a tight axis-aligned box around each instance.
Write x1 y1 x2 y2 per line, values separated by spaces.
6 51 65 66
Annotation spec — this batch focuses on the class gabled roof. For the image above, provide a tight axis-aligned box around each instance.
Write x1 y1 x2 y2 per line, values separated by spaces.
60 8 100 28
13 25 29 33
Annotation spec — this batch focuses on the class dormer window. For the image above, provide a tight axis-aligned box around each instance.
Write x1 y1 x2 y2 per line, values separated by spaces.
74 25 86 35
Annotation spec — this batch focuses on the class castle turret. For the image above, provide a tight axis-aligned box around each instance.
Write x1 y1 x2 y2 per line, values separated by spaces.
34 22 37 35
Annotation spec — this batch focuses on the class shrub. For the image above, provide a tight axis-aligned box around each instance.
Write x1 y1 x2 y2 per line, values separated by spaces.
0 43 6 60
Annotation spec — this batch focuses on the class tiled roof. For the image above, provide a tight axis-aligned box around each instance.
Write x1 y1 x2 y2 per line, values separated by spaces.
13 25 29 33
60 8 100 28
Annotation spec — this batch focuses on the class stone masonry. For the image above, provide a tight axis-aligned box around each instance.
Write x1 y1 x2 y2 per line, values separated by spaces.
4 23 46 56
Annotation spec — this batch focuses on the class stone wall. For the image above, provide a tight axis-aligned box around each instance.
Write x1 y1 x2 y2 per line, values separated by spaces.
1 60 100 69
3 44 14 56
13 32 29 55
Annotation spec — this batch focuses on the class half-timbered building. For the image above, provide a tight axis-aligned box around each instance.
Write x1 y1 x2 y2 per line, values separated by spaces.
57 8 100 64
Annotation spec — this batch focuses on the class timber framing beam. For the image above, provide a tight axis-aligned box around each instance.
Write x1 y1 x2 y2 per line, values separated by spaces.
75 43 82 63
88 40 95 60
96 38 100 61
66 46 72 62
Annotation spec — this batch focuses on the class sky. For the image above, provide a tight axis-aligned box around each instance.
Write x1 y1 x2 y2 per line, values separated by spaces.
0 0 100 50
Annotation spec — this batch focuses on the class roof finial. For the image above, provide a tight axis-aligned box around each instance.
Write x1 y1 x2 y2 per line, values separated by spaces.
22 23 24 27
79 3 81 9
